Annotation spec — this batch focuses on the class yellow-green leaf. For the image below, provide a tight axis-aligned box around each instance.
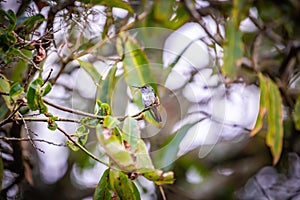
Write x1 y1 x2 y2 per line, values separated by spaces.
97 125 135 172
9 82 24 100
122 117 141 153
26 78 43 111
266 78 283 165
109 170 140 200
135 139 154 171
294 94 300 130
77 59 102 85
116 32 155 87
143 169 175 185
41 82 52 96
251 73 283 164
96 65 117 104
66 139 80 151
232 0 250 27
250 73 269 136
86 0 134 13
103 116 120 129
0 74 12 110
93 169 113 200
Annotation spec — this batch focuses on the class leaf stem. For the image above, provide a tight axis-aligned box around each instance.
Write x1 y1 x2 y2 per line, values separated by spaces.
0 136 66 147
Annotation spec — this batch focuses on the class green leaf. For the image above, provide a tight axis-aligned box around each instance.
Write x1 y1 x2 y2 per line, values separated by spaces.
94 100 111 116
232 0 251 27
38 97 48 114
26 78 50 113
101 0 134 13
266 77 283 165
97 125 135 172
101 103 111 116
222 19 243 80
81 117 101 128
20 14 45 34
9 82 24 101
294 94 300 131
11 50 30 82
122 117 141 153
41 82 52 96
0 104 9 121
0 74 12 110
4 9 17 31
83 0 134 13
47 113 58 131
77 59 102 85
103 116 120 129
97 65 117 104
26 78 43 111
152 0 189 29
93 169 113 200
109 170 141 200
75 125 89 146
47 122 57 131
94 100 102 115
66 139 80 151
135 139 154 171
101 7 113 39
143 169 175 185
112 126 123 144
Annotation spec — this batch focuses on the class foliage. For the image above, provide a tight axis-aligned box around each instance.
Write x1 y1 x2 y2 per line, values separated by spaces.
0 0 300 199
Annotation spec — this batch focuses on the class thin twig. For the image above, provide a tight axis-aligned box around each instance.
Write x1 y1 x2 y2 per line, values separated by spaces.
50 62 67 85
44 99 156 121
159 185 167 200
72 9 150 60
44 99 105 119
184 0 222 46
0 136 66 147
248 15 284 46
0 91 9 95
0 103 24 127
190 110 252 132
57 126 110 167
43 68 54 85
14 117 80 123
18 113 45 153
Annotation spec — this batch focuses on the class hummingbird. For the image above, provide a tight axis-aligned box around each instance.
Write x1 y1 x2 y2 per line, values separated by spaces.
132 84 162 123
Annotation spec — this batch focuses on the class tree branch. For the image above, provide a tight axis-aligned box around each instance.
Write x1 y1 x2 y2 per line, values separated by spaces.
14 117 80 123
183 0 222 46
43 99 105 119
0 136 66 147
57 126 110 167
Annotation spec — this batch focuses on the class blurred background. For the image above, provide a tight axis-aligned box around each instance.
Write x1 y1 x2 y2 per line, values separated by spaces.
1 0 300 199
